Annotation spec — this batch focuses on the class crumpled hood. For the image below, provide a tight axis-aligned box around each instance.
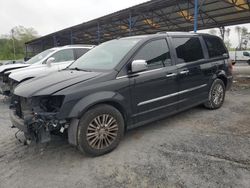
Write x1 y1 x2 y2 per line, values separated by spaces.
14 70 102 98
9 66 62 82
0 64 30 73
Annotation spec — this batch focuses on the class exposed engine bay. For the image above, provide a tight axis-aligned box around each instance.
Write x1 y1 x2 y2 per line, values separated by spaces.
10 95 69 144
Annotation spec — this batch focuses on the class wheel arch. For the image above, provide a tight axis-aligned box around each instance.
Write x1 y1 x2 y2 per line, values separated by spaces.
67 92 129 146
80 100 128 128
216 70 227 88
68 91 129 126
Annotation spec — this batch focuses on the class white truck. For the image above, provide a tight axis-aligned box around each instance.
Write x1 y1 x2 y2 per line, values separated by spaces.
229 50 250 65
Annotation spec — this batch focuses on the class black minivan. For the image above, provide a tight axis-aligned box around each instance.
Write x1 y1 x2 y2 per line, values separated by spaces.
10 32 233 156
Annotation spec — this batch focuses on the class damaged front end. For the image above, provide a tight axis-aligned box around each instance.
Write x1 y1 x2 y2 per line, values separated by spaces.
0 72 10 95
9 78 19 95
0 73 3 92
9 95 68 144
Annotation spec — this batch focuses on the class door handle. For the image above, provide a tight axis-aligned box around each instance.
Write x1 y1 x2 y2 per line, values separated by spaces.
166 73 177 78
179 70 189 74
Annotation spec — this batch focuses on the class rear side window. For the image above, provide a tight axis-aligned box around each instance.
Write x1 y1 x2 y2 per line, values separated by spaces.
203 36 227 58
133 39 172 69
75 48 90 59
172 37 204 63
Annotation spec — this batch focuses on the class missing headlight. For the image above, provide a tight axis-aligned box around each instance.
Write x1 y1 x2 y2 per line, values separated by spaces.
38 96 64 113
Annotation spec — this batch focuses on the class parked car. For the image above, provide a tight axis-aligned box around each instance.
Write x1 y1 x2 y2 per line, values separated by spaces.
0 63 30 94
10 32 233 156
1 45 94 95
0 60 25 66
242 51 250 65
229 50 250 65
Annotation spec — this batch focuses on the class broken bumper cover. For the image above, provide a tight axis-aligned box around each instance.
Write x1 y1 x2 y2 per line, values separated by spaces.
0 79 3 94
0 82 10 95
9 109 27 132
9 109 64 143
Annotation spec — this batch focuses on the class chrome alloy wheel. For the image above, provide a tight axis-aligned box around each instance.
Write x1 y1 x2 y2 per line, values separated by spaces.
86 114 118 150
212 84 224 105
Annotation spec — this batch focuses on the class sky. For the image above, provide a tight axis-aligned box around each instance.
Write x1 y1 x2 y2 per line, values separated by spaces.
0 0 250 47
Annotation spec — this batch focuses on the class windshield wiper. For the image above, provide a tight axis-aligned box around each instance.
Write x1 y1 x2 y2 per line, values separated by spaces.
66 67 92 72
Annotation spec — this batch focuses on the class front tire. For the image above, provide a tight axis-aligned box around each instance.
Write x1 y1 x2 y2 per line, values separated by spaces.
204 79 225 109
77 104 124 156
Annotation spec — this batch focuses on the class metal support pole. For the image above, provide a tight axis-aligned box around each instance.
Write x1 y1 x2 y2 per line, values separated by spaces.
129 12 132 35
70 30 74 44
194 0 198 32
97 22 100 44
219 26 225 41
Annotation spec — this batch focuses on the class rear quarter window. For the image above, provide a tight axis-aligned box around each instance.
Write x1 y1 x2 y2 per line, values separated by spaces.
203 36 228 58
172 37 204 64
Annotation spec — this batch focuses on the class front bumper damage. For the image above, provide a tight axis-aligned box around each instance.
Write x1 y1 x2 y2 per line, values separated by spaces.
0 76 4 94
9 95 69 144
10 109 68 143
1 82 10 95
0 73 11 95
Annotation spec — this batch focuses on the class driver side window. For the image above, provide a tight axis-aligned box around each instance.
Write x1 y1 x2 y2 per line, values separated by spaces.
50 49 74 63
133 39 171 70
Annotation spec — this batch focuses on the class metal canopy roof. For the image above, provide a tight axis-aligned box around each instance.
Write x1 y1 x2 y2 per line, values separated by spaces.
25 0 250 57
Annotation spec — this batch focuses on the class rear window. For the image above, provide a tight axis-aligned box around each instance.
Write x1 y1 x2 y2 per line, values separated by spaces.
172 37 204 63
203 36 227 58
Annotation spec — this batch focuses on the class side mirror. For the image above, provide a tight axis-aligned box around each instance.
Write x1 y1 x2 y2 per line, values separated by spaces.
131 60 148 73
243 52 250 57
46 57 55 66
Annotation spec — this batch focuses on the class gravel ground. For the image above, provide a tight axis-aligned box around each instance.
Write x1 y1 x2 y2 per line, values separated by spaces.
233 64 250 77
0 79 250 188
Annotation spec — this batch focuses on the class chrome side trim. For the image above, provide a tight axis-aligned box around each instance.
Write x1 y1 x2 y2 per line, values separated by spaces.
138 84 207 106
116 68 164 80
116 75 128 80
133 99 187 117
166 73 177 78
179 70 189 74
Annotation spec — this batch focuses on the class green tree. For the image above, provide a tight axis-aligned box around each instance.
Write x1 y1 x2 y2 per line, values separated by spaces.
223 28 232 50
0 38 13 59
241 26 248 36
0 26 38 60
235 26 249 49
235 26 241 47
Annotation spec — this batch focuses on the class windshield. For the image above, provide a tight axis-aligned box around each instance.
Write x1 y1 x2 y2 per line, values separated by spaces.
69 38 141 70
26 49 55 64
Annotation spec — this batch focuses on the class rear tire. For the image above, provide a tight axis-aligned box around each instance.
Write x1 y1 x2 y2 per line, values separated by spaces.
204 79 225 110
77 104 124 156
